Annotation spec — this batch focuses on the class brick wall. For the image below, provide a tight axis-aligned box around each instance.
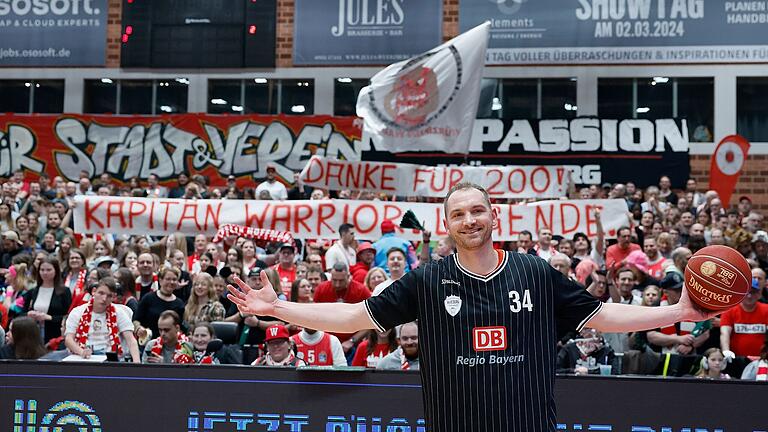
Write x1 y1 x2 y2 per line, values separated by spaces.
103 1 767 214
106 0 122 68
691 154 768 213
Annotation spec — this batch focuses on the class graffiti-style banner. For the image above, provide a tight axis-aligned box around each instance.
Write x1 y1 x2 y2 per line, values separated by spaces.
0 114 362 185
73 196 629 241
299 156 569 198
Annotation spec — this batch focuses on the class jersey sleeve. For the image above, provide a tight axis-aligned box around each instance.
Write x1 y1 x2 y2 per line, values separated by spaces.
551 265 603 332
364 268 420 332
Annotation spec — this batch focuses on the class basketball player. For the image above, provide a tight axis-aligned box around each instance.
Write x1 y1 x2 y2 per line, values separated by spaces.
228 182 715 432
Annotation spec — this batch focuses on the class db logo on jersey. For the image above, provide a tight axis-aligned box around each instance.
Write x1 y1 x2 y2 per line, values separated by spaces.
473 326 507 351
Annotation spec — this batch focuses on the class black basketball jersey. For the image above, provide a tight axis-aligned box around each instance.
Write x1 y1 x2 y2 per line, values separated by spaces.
365 250 602 432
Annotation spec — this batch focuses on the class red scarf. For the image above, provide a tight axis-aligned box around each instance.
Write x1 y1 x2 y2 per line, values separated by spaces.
401 349 410 370
74 300 122 356
150 332 193 364
135 274 159 299
66 268 87 298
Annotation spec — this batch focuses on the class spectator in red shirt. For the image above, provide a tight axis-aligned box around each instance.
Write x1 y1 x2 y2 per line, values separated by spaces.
606 227 641 270
272 243 297 299
350 242 375 283
721 279 768 357
351 328 398 368
313 262 371 354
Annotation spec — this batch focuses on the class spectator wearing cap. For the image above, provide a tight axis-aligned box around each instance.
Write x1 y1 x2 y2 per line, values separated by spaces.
313 262 371 354
624 250 660 292
645 272 708 355
325 223 357 272
0 230 24 269
272 243 297 299
255 163 288 201
372 219 417 275
605 226 641 271
252 324 306 367
350 241 375 283
721 278 768 358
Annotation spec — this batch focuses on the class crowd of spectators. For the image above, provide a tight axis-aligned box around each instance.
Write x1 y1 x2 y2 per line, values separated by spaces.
0 167 766 380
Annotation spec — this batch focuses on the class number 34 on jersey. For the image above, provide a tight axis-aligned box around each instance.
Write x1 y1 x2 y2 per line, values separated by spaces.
509 289 533 313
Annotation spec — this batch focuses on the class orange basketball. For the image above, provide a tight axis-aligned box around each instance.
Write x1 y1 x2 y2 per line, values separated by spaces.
684 245 752 311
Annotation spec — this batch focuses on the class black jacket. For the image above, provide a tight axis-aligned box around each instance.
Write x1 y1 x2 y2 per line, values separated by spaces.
23 286 72 343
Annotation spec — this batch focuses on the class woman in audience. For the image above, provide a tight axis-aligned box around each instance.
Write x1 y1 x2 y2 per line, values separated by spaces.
183 273 225 328
351 328 397 368
364 267 387 293
0 316 47 360
22 256 71 343
63 249 88 298
695 348 731 380
289 278 313 304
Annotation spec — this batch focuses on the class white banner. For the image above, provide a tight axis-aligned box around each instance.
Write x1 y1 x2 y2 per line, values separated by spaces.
299 156 569 198
356 22 489 154
74 196 628 241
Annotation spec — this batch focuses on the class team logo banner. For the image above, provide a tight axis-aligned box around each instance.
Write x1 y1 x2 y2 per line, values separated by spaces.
356 22 490 154
73 196 629 241
299 156 569 198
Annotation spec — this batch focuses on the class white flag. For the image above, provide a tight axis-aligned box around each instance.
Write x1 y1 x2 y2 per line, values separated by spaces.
356 22 490 154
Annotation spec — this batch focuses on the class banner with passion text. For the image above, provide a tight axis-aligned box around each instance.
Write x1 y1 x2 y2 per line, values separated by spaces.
299 156 569 198
460 0 768 64
73 196 629 241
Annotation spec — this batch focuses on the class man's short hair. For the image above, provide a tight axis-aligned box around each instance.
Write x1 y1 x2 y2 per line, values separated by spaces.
306 264 323 275
617 226 632 237
548 252 571 267
519 230 532 240
396 321 418 338
443 182 491 215
338 223 354 236
98 277 118 294
386 247 406 259
159 310 181 326
615 266 636 279
727 209 740 217
331 262 349 273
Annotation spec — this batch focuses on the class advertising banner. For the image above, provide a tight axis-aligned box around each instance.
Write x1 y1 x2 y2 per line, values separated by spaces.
73 196 629 240
460 0 768 64
293 0 442 65
0 0 107 66
299 156 569 198
1 362 767 432
364 118 691 188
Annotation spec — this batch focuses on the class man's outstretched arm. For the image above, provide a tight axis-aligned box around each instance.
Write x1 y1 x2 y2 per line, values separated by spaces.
227 274 375 334
586 287 717 333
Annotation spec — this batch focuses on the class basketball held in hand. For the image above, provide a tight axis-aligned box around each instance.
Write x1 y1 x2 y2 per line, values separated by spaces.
684 245 752 311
